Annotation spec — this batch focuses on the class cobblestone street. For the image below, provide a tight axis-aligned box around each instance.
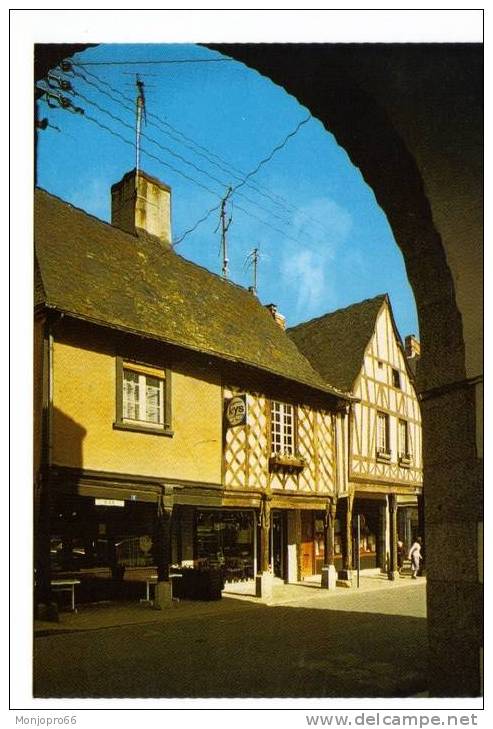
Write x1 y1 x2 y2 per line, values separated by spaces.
34 579 427 698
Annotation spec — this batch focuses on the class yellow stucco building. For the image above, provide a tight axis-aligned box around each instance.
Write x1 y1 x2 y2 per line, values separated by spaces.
34 169 352 609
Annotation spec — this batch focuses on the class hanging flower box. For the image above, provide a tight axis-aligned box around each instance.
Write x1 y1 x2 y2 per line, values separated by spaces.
269 452 306 471
376 449 392 463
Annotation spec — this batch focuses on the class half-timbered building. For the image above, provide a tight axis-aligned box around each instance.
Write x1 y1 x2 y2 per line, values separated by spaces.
34 169 351 613
288 295 423 580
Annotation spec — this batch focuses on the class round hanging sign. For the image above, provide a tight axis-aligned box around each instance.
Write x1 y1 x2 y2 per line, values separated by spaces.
225 395 247 427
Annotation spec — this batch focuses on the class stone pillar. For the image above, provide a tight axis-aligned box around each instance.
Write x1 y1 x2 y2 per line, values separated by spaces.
256 493 273 599
153 485 174 609
417 493 425 572
338 492 353 583
377 501 387 572
388 493 399 581
321 499 338 589
422 384 482 697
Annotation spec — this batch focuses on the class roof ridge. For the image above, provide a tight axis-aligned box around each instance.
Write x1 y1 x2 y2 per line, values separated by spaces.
287 293 388 332
35 187 350 400
35 187 260 300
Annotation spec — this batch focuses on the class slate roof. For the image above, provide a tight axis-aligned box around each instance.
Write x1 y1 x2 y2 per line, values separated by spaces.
34 188 348 399
287 295 389 392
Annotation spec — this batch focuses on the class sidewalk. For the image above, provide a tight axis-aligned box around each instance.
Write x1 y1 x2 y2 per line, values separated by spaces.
34 570 426 637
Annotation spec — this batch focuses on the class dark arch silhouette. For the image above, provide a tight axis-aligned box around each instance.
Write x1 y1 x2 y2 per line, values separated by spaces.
208 43 483 697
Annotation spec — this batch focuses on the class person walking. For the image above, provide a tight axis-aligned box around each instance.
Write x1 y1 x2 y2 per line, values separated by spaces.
408 537 422 579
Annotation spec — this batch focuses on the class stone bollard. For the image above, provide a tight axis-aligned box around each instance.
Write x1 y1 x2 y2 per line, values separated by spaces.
321 565 338 589
255 571 273 600
153 581 173 609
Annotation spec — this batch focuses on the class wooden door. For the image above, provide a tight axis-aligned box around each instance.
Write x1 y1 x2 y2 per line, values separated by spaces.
300 511 314 578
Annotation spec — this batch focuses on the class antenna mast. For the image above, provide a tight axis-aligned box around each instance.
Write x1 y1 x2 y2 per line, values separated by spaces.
218 187 233 278
135 75 146 176
245 247 260 296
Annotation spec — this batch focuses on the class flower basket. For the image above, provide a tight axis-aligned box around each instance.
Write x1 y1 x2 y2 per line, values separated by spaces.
269 453 305 471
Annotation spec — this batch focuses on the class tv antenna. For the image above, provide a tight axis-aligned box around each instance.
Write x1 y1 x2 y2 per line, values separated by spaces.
244 247 260 296
135 75 146 176
215 187 233 278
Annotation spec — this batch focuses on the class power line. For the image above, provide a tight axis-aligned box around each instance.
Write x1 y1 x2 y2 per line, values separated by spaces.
72 107 315 250
61 74 318 238
69 63 336 239
231 115 311 195
68 67 305 230
75 58 233 66
39 76 325 254
38 81 225 201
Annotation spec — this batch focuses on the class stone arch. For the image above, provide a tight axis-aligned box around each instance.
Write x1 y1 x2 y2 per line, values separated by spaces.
208 43 483 697
34 41 483 697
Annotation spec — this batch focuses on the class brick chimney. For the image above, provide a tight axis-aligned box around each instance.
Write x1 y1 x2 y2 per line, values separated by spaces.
405 334 421 359
266 303 286 330
111 169 172 248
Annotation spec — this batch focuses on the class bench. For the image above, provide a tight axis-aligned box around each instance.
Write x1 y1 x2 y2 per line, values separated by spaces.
51 578 80 612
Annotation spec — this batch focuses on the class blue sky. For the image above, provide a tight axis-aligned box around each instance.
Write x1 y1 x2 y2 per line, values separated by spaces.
36 42 419 338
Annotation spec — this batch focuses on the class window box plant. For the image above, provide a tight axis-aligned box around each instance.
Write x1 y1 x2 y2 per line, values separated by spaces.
269 452 306 471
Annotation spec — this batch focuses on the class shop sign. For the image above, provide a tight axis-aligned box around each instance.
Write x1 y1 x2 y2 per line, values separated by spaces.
95 498 125 508
224 394 248 428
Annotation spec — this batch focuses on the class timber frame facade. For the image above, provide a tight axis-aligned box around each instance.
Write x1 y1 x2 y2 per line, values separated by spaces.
288 294 423 580
34 172 422 617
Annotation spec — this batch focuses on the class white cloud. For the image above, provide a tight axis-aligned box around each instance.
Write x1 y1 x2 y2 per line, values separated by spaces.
279 197 352 317
280 248 329 315
292 196 352 250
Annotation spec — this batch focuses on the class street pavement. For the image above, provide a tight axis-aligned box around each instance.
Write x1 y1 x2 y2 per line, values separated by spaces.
33 575 427 699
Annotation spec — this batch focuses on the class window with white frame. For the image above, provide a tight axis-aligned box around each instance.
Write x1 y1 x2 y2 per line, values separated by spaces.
271 401 295 455
398 419 410 458
115 358 171 434
376 412 390 455
123 369 164 425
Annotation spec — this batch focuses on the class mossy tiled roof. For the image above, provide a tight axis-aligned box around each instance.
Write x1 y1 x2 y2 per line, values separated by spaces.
287 295 388 392
35 188 347 399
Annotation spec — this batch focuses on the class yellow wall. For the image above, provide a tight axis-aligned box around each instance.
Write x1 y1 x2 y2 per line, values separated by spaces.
33 316 44 478
52 337 222 483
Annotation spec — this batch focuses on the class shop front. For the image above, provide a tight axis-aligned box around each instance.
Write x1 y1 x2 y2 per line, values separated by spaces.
49 491 158 575
351 498 382 570
194 508 256 582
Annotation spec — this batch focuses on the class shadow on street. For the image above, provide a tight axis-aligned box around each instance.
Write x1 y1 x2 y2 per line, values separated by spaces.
34 590 428 698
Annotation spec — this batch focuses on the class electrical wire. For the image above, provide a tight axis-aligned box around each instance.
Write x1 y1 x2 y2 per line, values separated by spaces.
68 69 309 231
75 58 234 66
67 107 315 249
69 62 336 240
37 77 326 253
56 74 319 239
